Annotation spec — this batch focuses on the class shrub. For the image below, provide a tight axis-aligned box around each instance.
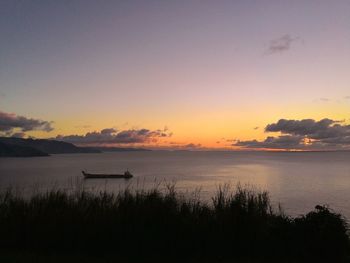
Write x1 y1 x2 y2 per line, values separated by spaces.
0 185 348 262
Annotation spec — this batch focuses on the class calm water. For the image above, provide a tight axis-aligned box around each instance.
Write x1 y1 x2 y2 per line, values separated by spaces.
1 151 350 218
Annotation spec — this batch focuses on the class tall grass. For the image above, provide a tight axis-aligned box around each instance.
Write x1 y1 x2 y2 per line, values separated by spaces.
0 184 348 262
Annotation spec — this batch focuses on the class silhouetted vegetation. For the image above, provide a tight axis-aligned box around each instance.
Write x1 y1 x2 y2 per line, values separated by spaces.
0 141 48 157
0 137 100 157
0 184 348 262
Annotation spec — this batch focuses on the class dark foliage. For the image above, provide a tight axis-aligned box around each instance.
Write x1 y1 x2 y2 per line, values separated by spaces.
0 141 48 157
0 186 348 262
294 205 349 261
0 137 100 156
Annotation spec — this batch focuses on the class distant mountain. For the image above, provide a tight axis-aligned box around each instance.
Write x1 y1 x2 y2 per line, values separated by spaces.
92 147 151 152
0 141 49 157
0 137 100 157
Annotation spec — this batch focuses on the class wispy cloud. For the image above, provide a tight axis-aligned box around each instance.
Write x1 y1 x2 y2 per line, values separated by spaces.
266 34 299 55
149 142 204 151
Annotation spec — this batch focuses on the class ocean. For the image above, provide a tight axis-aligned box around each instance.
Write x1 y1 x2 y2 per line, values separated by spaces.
1 151 350 218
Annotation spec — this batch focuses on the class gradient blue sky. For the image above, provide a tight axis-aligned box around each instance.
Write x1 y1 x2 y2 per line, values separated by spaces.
1 1 349 149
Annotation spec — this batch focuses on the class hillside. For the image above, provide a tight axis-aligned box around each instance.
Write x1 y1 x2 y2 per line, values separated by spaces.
0 141 48 157
0 137 100 156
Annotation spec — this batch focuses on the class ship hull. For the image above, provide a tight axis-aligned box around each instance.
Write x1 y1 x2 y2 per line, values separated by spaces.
82 171 132 179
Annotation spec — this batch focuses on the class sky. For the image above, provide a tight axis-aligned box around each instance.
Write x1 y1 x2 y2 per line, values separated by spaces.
1 0 350 150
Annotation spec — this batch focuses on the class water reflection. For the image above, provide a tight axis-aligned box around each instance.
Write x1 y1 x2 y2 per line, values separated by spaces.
0 151 350 217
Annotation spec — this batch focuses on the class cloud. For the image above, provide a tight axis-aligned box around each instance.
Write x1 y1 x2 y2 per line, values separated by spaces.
184 143 202 149
266 35 298 54
319 98 330 102
235 118 350 150
235 135 304 149
56 127 172 145
265 118 348 139
0 111 53 136
253 126 259 130
149 142 203 151
101 128 117 134
345 96 350 100
11 132 26 138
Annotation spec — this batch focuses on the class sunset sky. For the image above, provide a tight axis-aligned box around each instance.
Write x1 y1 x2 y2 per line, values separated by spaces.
1 1 350 150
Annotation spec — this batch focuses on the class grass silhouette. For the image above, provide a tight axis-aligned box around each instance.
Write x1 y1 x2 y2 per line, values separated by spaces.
0 183 348 262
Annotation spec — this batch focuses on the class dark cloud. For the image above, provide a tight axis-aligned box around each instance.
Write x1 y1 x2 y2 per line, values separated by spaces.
0 111 53 135
101 128 117 134
184 143 202 149
11 132 26 138
235 118 350 150
235 135 304 149
56 127 172 145
157 142 203 150
253 126 259 130
266 35 298 54
265 118 349 139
